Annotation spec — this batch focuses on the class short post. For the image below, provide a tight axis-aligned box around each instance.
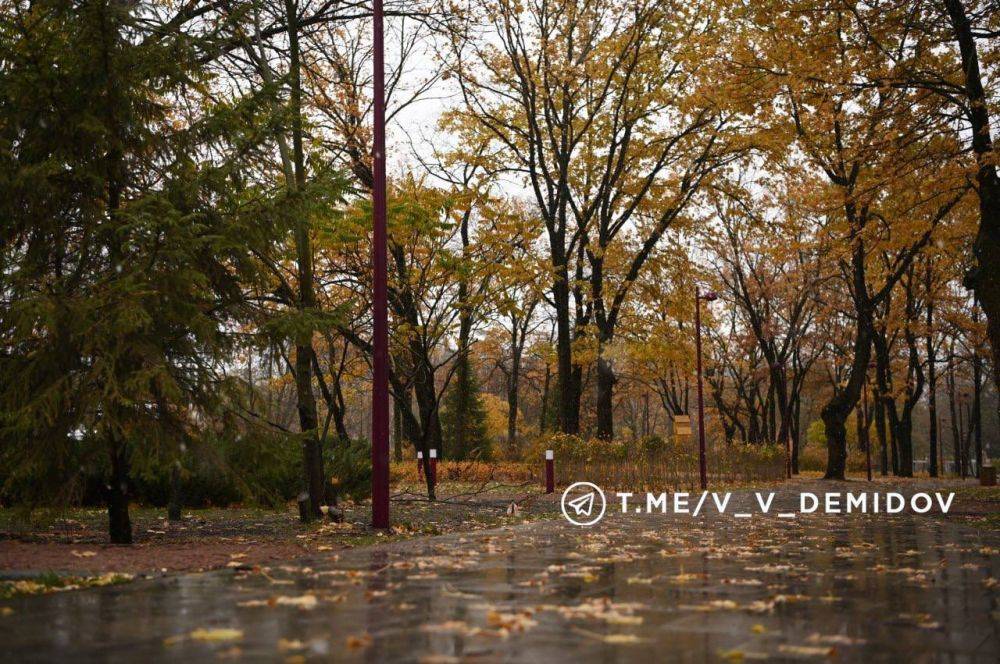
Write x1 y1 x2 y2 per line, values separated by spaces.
545 449 554 494
429 448 438 487
417 451 424 481
981 464 996 487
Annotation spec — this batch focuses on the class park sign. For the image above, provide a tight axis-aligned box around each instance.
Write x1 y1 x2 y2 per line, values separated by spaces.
673 414 692 437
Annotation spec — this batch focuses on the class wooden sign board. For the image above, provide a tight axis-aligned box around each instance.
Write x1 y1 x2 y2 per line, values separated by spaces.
673 414 692 436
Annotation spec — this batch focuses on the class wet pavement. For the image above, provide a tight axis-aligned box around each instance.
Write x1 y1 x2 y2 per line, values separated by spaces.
1 486 998 662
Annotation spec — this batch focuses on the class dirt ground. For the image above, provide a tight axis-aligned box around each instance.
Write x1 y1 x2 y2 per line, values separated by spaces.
0 481 556 576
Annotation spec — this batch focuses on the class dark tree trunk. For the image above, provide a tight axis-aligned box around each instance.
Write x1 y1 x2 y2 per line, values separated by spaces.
107 443 132 544
875 392 888 476
897 410 914 478
892 279 925 478
820 405 850 479
973 345 983 476
642 393 651 438
943 0 1000 404
595 351 616 440
539 364 551 434
167 460 182 522
393 400 403 462
948 356 961 476
959 402 969 477
285 0 324 522
927 263 938 476
451 354 471 458
552 244 579 435
890 411 900 476
392 382 434 500
823 277 873 479
296 344 325 520
856 406 867 456
329 366 350 443
791 394 801 473
390 241 444 488
506 328 524 452
875 328 901 476
452 211 474 457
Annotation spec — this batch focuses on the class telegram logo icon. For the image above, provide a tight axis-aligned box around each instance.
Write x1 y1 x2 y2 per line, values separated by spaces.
560 481 607 526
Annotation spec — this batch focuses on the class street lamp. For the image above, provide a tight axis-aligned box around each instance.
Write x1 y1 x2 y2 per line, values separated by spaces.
862 362 875 482
773 360 792 479
695 288 717 490
370 0 390 529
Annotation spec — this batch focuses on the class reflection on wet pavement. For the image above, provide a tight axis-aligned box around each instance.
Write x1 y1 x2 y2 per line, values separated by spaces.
1 489 997 662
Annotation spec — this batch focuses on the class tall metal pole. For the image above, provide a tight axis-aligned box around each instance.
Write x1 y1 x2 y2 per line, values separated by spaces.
863 375 872 482
370 0 390 529
695 289 707 490
784 373 792 479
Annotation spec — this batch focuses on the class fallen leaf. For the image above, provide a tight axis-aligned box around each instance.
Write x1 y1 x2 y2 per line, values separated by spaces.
777 644 834 657
346 633 372 649
189 628 244 643
806 633 866 646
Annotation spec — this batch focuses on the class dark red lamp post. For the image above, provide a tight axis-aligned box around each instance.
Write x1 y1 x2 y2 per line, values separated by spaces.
773 360 792 480
695 288 717 490
370 0 390 529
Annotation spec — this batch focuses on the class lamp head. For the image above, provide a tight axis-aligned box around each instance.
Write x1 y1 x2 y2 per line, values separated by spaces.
701 291 718 302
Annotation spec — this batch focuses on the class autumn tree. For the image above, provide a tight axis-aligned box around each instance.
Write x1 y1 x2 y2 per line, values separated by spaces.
706 177 827 469
445 0 756 439
0 0 284 540
735 0 971 478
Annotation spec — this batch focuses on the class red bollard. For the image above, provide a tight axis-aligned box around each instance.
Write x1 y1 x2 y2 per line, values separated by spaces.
417 451 424 481
545 449 554 494
429 449 437 487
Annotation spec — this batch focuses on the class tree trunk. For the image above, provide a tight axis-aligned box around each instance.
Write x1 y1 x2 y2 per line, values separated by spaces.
820 404 849 480
791 394 801 474
823 281 873 479
856 406 867 456
285 0 324 521
874 328 901 476
595 351 616 440
506 340 522 452
927 262 938 477
892 284 924 479
539 364 551 434
897 409 914 478
552 245 578 435
875 392 888 476
973 346 983 476
890 411 900 476
943 0 1000 404
948 357 961 476
296 345 324 519
107 442 132 544
393 399 403 462
452 211 474 457
959 401 969 477
167 459 182 522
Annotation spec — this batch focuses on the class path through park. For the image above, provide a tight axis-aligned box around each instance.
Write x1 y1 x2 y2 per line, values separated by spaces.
2 484 997 662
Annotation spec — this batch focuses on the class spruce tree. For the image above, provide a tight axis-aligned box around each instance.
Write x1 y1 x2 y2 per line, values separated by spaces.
0 1 285 542
441 358 491 460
